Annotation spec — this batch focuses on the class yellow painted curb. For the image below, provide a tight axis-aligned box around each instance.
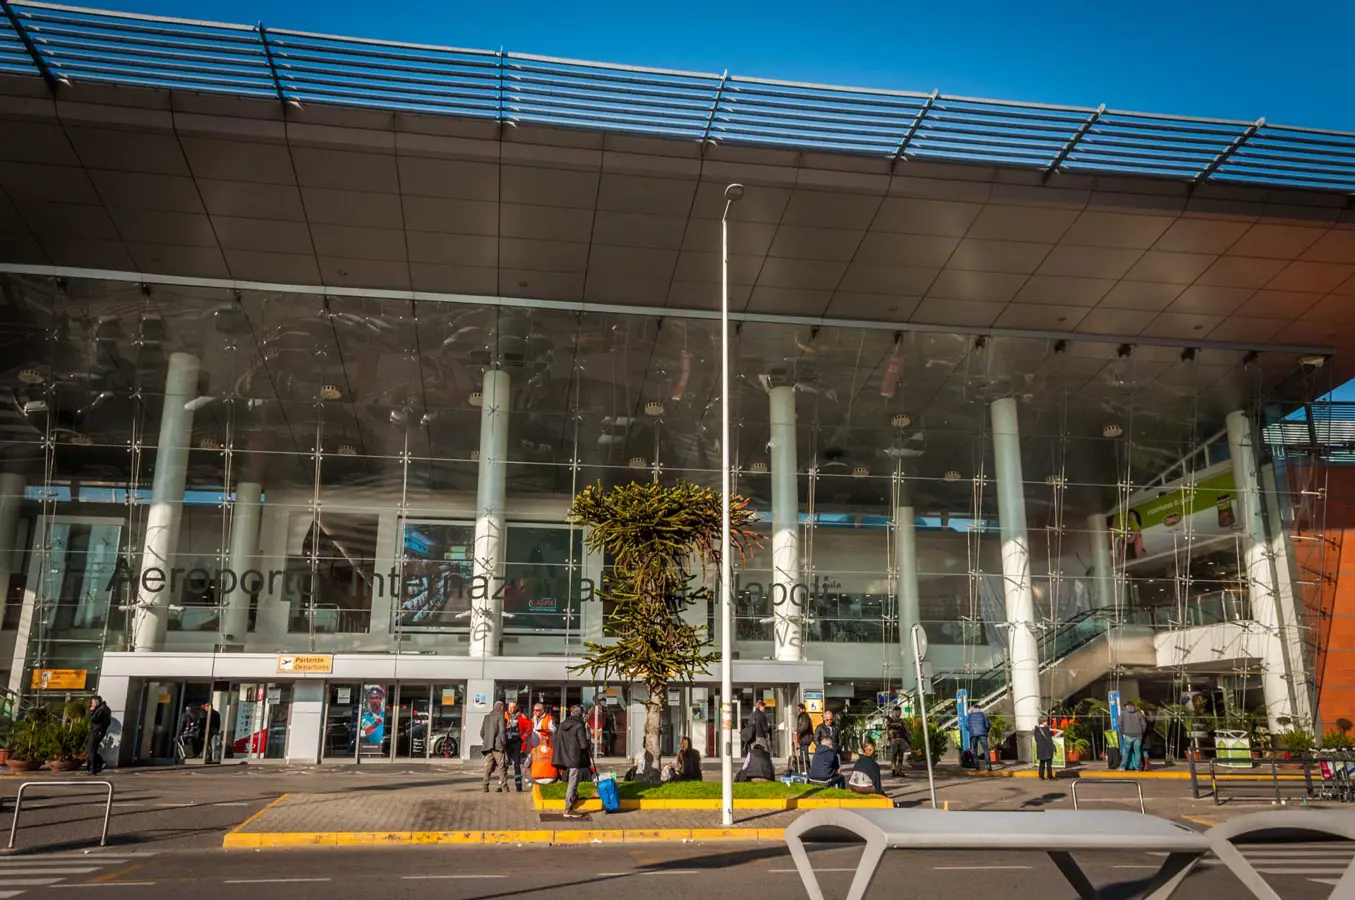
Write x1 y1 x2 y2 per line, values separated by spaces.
535 794 891 811
223 828 778 850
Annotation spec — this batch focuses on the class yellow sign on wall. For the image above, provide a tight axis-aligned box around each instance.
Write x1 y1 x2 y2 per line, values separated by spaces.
30 669 88 690
276 654 333 674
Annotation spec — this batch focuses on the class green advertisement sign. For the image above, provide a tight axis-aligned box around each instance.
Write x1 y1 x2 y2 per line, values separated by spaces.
1111 467 1241 560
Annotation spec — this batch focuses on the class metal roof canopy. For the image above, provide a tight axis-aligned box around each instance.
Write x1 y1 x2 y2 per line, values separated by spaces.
0 0 1353 192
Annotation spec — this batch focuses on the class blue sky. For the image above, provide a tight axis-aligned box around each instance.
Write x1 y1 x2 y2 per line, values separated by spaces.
80 0 1352 131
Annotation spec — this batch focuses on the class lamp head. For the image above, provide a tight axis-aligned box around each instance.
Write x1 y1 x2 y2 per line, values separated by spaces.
724 183 745 201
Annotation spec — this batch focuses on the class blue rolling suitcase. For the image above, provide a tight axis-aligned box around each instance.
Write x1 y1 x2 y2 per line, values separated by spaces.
597 773 621 813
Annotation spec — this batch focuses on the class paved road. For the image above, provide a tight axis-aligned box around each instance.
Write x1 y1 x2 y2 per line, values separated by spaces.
0 842 1349 900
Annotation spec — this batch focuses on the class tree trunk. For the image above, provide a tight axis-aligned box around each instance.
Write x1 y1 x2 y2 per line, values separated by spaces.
644 690 666 773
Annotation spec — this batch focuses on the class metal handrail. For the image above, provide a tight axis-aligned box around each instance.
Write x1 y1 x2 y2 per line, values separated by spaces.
1071 778 1146 814
0 0 1352 191
5 779 114 849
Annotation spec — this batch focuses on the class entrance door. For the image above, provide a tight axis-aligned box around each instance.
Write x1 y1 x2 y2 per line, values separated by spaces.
395 683 432 759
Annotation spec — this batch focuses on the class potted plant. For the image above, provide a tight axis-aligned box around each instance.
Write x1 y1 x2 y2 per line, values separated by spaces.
987 714 1009 763
1063 720 1092 764
50 718 91 771
4 710 53 772
1275 728 1314 758
907 717 950 767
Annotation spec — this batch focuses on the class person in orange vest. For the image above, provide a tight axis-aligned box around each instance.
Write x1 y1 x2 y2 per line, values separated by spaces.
529 701 559 784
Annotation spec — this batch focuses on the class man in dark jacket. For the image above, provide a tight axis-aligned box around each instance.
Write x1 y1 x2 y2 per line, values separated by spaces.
552 705 592 818
795 703 813 773
1119 702 1149 772
480 701 508 793
734 742 776 782
814 709 841 751
885 709 911 777
807 737 844 789
87 696 111 775
504 700 530 792
1033 714 1056 780
750 699 771 750
966 707 992 771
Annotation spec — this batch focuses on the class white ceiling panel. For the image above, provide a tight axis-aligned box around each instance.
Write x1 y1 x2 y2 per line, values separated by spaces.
968 205 1078 243
911 297 1003 327
667 280 745 310
1226 223 1325 260
310 224 408 262
0 163 99 204
926 269 1024 302
318 257 410 289
14 200 119 241
587 245 678 280
302 187 405 229
501 165 599 208
689 182 790 222
64 126 189 176
1195 256 1288 288
87 171 205 214
1151 218 1250 254
499 238 589 273
767 225 864 262
1037 245 1141 279
1098 280 1187 312
499 269 584 302
756 257 847 291
994 303 1087 331
1122 251 1217 284
180 138 296 185
1140 312 1224 340
211 216 314 255
196 179 306 221
1273 319 1343 344
583 276 672 306
1167 285 1257 317
126 242 229 278
41 237 132 269
408 263 499 295
402 196 497 236
291 147 399 193
1299 295 1355 324
746 286 832 316
872 197 983 236
838 263 937 295
683 218 777 257
109 208 218 247
1074 307 1157 336
1235 289 1323 319
852 232 958 267
396 156 498 202
671 251 761 285
948 239 1051 274
1060 211 1173 249
0 121 78 166
406 231 497 267
592 211 688 249
499 203 593 242
222 249 322 284
596 174 696 216
780 190 880 229
1266 261 1355 294
1334 273 1355 296
1012 275 1115 307
0 195 25 232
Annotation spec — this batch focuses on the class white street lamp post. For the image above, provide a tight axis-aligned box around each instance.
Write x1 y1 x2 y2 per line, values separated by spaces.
719 183 744 828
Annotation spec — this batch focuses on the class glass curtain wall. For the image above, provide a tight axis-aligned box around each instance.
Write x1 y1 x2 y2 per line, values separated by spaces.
0 272 1331 734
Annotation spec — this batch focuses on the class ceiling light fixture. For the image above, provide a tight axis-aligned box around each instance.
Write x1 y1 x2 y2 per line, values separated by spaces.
18 368 44 385
69 432 92 446
319 384 342 401
748 461 769 474
468 391 484 408
852 466 870 479
470 450 481 462
943 470 961 482
644 401 665 417
337 443 357 457
1103 423 1124 438
1045 474 1065 486
891 413 911 429
628 457 648 470
197 435 222 450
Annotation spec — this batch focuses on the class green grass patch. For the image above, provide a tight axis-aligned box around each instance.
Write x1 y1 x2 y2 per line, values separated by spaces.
537 780 861 801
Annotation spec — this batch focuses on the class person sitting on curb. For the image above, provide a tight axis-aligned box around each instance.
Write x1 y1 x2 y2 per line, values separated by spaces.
735 740 776 782
847 739 885 795
807 737 845 790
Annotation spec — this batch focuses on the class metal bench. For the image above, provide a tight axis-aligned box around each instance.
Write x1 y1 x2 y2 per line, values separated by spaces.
784 807 1210 900
1205 810 1355 900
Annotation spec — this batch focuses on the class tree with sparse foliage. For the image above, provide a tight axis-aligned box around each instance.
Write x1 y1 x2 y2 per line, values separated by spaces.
568 480 760 770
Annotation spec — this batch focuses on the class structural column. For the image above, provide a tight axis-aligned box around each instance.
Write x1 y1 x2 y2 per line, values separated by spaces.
221 481 263 644
132 352 200 653
0 472 24 628
894 480 920 689
469 369 509 658
1226 410 1302 731
769 386 802 662
1087 513 1116 610
990 398 1041 741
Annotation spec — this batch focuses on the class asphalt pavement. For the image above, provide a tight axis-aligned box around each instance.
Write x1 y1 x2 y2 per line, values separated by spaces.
0 841 1350 900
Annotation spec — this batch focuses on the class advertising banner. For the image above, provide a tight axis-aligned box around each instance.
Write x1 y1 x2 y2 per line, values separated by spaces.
30 669 87 690
359 685 387 755
956 689 969 753
1110 466 1239 561
1215 730 1253 767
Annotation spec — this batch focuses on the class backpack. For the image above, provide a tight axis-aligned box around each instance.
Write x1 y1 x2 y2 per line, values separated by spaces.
846 769 875 794
740 721 756 746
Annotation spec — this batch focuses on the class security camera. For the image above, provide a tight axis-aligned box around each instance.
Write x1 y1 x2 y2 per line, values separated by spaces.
1300 355 1327 369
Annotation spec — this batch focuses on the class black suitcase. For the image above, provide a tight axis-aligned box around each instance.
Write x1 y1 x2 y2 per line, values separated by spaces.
961 749 975 769
1106 747 1121 769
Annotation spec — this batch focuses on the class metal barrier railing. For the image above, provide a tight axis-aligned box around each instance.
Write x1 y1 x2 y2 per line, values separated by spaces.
4 780 114 849
1300 751 1355 803
1071 778 1145 814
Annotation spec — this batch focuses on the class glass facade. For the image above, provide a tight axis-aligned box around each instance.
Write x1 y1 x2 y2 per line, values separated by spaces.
0 272 1333 736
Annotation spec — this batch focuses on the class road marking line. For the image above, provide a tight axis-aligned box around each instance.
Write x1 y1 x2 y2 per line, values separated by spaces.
934 866 1032 870
0 892 27 899
642 870 698 875
1111 866 1161 870
213 802 251 807
92 863 146 884
1180 815 1217 827
1313 879 1339 886
223 792 290 837
401 876 506 880
224 878 332 884
53 884 158 889
0 869 101 876
1254 868 1350 875
769 869 859 874
153 803 195 807
4 880 63 886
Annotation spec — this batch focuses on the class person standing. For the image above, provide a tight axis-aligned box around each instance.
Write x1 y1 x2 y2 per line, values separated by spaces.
966 706 992 771
885 708 911 777
1119 702 1149 772
750 699 771 752
504 700 530 792
552 705 593 818
814 709 841 751
87 696 111 775
201 702 222 763
480 700 508 792
795 703 813 774
1034 715 1056 781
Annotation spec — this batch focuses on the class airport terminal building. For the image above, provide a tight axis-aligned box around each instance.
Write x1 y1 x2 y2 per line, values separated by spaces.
1 2 1353 765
